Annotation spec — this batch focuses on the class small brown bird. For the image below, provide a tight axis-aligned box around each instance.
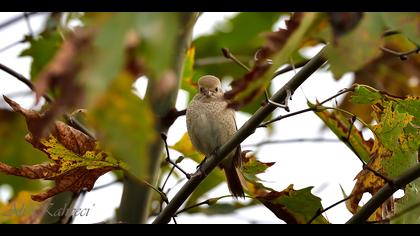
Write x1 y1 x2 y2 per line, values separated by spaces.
186 75 245 198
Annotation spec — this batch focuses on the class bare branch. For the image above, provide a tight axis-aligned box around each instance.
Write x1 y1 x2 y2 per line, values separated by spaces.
243 138 340 148
307 195 353 224
221 48 251 71
0 12 41 31
380 45 420 61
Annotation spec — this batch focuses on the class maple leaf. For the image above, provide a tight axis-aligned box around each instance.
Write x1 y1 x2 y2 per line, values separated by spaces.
0 96 127 202
347 85 420 221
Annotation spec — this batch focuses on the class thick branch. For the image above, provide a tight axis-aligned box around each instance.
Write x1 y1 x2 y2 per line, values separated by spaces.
346 162 420 224
152 46 327 224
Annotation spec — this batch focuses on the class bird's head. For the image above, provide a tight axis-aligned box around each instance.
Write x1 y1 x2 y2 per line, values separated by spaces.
197 75 223 98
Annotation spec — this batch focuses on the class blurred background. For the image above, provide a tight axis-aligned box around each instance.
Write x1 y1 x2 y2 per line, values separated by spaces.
0 12 417 224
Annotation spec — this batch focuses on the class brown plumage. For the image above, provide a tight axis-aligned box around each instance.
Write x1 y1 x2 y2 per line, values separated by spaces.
186 75 245 198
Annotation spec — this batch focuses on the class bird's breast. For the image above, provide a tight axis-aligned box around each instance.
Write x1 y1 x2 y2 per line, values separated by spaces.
186 99 232 155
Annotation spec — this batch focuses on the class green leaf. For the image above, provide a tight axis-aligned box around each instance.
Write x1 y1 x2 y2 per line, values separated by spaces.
347 85 420 217
381 13 420 45
375 101 419 178
135 13 180 79
256 185 329 224
0 110 46 196
392 179 420 224
185 201 259 216
82 12 137 107
241 152 275 184
325 13 385 79
87 72 156 181
351 84 383 104
180 47 197 96
20 31 63 81
226 12 323 109
194 12 285 79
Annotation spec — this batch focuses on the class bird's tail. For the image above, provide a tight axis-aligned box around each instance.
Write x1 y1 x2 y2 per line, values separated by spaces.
224 164 246 199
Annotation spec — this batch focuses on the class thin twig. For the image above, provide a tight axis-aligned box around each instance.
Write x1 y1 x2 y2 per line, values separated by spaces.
339 114 393 184
92 179 122 191
259 87 354 128
0 63 52 102
382 30 400 37
194 56 251 67
259 107 315 128
272 60 310 79
23 12 34 37
221 48 250 71
161 166 176 192
243 138 340 148
0 38 26 53
161 133 191 179
307 195 353 224
0 12 40 31
175 195 252 216
380 46 420 60
0 62 96 139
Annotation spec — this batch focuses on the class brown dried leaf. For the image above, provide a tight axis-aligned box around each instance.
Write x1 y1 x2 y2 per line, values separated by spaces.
31 28 94 138
224 13 304 109
1 97 125 202
328 12 364 44
339 34 420 124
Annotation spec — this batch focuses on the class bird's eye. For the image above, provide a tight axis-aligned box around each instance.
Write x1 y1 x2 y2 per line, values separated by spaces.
200 88 204 93
215 87 218 92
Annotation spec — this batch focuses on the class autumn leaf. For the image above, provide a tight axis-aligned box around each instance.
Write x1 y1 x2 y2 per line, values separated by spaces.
338 33 420 124
323 13 385 79
345 85 420 220
0 191 48 224
0 109 47 196
308 101 373 163
193 12 287 116
392 179 420 224
180 47 197 96
0 96 127 202
381 13 420 45
224 12 322 110
328 12 364 43
241 151 275 184
87 72 156 181
26 28 93 138
255 185 329 224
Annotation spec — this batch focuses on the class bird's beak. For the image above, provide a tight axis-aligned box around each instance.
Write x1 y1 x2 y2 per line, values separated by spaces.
202 89 210 97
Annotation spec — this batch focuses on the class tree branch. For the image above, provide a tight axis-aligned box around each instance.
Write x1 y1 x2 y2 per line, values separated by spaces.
0 63 95 139
346 162 420 224
380 45 420 60
242 138 340 148
0 12 41 31
152 46 327 224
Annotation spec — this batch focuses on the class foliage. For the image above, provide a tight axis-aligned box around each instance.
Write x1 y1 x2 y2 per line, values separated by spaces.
0 12 419 224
